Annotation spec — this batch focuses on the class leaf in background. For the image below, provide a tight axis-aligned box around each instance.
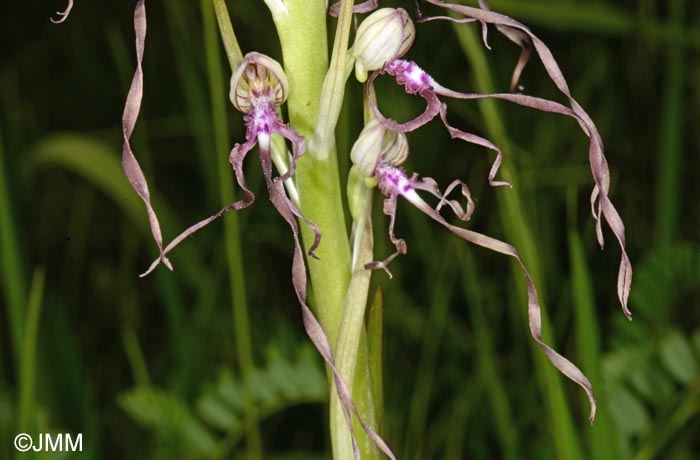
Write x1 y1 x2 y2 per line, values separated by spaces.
605 384 650 437
28 133 208 287
658 330 699 385
118 386 217 457
119 347 327 457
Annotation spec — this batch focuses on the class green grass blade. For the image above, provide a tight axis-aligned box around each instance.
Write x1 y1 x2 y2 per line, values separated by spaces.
403 241 457 460
458 246 520 460
0 125 27 365
200 2 261 458
654 0 686 247
16 268 45 435
569 231 621 460
28 134 207 288
161 0 219 205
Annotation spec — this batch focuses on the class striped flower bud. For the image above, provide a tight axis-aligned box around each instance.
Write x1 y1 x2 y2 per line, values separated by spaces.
352 8 415 82
351 118 409 178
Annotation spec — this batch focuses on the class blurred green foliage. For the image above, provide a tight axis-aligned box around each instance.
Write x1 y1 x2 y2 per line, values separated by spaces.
1 0 699 459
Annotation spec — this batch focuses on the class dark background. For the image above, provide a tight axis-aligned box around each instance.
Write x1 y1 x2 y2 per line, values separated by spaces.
1 0 699 459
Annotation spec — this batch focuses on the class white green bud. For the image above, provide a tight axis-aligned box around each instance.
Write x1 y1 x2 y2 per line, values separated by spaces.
351 118 385 177
230 52 289 113
381 125 409 167
352 8 415 82
351 118 409 178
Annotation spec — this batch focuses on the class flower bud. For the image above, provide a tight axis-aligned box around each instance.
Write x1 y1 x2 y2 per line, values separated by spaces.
351 118 409 177
352 8 415 82
380 126 409 167
351 118 386 177
230 52 289 113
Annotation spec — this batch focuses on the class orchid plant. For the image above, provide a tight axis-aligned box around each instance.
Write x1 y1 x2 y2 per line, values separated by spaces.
56 1 632 459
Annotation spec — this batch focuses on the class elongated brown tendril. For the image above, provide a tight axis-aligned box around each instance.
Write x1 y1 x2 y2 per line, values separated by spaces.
139 138 257 277
121 0 172 274
420 0 632 316
371 173 596 422
259 147 396 460
476 0 532 91
141 120 320 275
364 197 405 277
432 83 633 318
438 103 510 187
407 191 597 424
366 68 441 133
50 0 74 23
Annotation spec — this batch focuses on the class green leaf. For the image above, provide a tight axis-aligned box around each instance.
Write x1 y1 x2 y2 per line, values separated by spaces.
659 331 698 385
606 384 650 437
118 386 217 456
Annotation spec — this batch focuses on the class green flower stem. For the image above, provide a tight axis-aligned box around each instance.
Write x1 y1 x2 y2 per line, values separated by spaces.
269 0 353 354
331 167 377 460
206 3 261 459
269 2 381 460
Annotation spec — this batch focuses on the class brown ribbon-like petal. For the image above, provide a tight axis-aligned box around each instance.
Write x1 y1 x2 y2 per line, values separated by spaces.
50 0 74 24
259 146 396 460
367 69 441 133
140 138 257 277
420 0 632 316
121 0 172 274
439 103 510 188
371 175 597 422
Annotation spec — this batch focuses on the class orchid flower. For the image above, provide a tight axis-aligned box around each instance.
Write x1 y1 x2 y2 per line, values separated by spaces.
138 52 321 277
121 3 393 456
342 0 635 424
364 1 632 319
350 116 597 422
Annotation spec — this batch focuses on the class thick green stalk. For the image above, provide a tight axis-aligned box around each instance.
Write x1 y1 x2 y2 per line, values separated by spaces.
268 3 383 460
203 2 261 459
268 1 352 347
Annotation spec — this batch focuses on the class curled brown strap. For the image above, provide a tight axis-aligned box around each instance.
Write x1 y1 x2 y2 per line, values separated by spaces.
422 0 632 316
438 102 510 188
367 69 441 133
259 147 396 460
50 0 74 23
406 185 597 423
140 138 258 277
121 0 172 274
